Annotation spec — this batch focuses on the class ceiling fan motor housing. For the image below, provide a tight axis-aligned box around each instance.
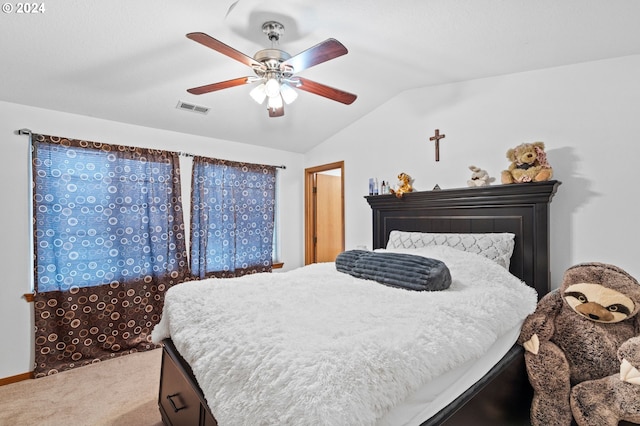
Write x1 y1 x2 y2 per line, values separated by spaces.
253 49 293 79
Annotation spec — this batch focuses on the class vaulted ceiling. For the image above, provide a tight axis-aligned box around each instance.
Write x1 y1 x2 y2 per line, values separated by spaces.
2 0 640 153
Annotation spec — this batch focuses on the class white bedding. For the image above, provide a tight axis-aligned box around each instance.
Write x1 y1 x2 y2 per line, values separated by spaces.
152 245 537 426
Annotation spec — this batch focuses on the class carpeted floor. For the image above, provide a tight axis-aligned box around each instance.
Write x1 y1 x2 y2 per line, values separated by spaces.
0 348 163 426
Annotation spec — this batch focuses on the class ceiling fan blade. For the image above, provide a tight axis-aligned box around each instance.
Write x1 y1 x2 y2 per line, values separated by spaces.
295 77 357 105
281 39 348 73
268 105 284 117
187 77 252 95
186 32 262 69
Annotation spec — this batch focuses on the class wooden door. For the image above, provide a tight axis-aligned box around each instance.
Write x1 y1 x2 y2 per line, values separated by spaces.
315 173 342 262
305 162 344 265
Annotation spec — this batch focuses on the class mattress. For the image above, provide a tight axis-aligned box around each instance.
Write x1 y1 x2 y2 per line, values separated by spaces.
378 323 522 425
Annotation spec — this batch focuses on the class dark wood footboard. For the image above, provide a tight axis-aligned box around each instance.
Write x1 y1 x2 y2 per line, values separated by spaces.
159 338 217 426
159 338 533 426
436 346 532 425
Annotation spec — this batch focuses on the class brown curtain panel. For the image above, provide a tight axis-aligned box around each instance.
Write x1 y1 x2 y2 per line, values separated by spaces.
32 134 190 376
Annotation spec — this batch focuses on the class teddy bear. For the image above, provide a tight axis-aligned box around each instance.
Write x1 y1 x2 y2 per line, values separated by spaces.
467 165 495 187
518 262 640 426
389 172 413 198
501 141 553 184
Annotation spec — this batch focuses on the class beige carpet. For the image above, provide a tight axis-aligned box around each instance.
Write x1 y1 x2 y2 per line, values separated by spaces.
0 349 163 426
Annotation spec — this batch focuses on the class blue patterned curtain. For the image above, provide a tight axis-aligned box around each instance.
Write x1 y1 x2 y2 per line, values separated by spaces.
32 134 190 376
191 156 276 278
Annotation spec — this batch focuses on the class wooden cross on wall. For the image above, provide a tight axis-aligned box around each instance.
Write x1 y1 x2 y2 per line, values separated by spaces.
429 129 446 161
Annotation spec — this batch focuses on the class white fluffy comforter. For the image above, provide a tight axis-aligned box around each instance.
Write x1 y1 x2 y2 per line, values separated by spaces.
152 245 537 426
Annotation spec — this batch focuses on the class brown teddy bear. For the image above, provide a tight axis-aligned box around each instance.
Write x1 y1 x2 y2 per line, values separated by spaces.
501 141 553 184
518 262 640 426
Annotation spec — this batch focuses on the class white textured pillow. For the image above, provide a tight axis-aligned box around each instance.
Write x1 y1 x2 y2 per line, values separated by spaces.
386 231 515 269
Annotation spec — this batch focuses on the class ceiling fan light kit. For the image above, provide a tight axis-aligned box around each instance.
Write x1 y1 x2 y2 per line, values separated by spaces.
185 21 357 117
279 83 298 104
264 77 281 98
249 84 267 104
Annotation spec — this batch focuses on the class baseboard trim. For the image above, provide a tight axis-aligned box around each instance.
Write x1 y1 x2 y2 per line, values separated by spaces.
0 371 33 386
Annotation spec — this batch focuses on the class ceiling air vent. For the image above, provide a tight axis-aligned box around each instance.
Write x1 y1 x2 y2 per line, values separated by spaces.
176 101 210 115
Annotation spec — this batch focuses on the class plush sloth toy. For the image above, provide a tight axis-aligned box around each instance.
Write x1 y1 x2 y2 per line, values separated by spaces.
518 262 640 426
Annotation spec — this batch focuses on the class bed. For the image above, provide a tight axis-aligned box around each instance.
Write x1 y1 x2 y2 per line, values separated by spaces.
152 180 560 426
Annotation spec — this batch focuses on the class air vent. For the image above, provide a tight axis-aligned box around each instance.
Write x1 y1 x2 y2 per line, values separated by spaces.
176 101 210 115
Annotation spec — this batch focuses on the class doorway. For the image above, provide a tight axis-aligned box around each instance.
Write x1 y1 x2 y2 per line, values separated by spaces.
305 161 345 264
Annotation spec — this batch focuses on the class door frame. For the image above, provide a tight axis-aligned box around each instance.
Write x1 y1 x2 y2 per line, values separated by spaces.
304 161 345 265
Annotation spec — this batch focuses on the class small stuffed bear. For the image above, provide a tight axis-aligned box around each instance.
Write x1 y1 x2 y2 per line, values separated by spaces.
389 172 413 198
467 165 495 187
518 262 640 426
501 141 553 184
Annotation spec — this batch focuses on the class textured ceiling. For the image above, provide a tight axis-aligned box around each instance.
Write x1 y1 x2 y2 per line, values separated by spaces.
2 0 640 153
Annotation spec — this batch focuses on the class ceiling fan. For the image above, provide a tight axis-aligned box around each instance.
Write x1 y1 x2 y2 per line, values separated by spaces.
186 21 357 117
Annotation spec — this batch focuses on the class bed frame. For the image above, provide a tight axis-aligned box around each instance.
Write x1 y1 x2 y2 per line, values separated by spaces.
158 180 560 426
366 180 560 425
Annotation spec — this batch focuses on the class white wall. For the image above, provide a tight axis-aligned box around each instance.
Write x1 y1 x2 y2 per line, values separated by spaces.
0 101 304 378
305 54 640 292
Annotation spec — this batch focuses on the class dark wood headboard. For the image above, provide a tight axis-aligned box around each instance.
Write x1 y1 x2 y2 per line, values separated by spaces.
366 181 560 298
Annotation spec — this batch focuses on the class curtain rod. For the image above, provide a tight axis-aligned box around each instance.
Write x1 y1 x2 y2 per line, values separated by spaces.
177 151 286 169
17 130 286 169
